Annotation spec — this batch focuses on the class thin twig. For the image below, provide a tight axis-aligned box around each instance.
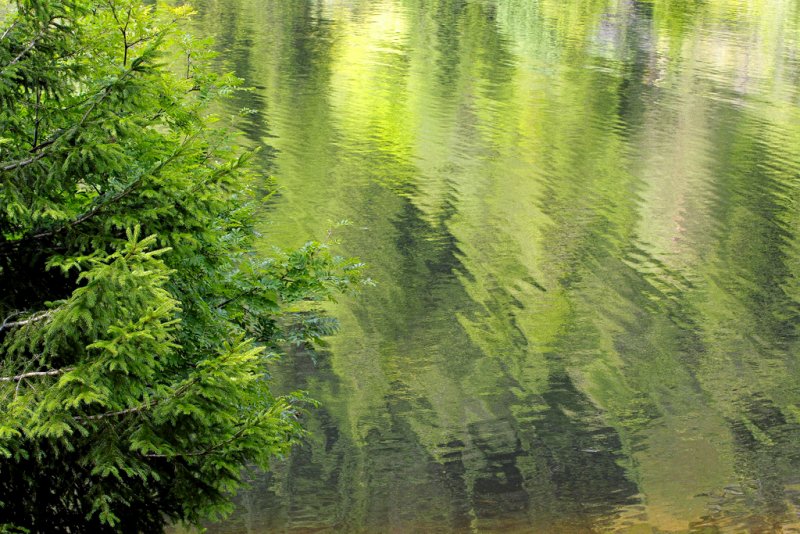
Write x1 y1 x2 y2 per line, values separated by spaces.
0 15 58 72
214 287 261 309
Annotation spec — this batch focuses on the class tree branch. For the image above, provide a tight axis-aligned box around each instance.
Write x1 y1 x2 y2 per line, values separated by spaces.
144 420 254 458
0 144 50 172
214 287 261 309
0 367 73 382
28 133 196 241
1 21 19 43
0 131 197 253
76 376 199 421
1 32 42 71
0 15 60 73
0 310 54 333
80 402 152 420
0 62 137 173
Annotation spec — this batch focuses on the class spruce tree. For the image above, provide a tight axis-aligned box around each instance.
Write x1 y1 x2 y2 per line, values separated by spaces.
0 0 361 530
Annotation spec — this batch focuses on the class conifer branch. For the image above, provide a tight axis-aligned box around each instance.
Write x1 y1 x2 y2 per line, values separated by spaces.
28 134 197 240
0 144 49 172
81 402 153 420
0 0 340 524
77 376 200 421
0 62 139 173
0 132 196 252
144 420 255 458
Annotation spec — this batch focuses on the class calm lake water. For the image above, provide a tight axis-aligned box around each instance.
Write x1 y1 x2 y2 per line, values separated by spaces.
194 0 800 531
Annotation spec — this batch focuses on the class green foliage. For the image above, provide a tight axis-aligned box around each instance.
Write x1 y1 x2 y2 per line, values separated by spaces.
0 0 363 530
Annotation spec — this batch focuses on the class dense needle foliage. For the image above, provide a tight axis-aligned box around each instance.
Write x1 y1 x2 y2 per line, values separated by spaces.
0 0 362 530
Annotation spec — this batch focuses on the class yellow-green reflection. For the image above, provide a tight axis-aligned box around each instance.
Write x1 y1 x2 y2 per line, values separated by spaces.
192 0 800 531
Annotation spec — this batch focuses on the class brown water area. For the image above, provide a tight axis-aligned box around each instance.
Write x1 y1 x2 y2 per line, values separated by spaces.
189 0 800 531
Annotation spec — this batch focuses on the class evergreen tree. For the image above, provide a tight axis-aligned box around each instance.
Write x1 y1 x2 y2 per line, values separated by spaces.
0 0 362 530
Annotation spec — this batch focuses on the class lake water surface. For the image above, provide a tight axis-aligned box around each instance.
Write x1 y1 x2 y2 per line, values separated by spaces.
195 0 800 531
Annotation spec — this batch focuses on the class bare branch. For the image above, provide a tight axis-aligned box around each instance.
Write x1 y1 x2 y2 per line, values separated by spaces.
1 21 19 43
0 15 60 73
0 367 73 383
214 288 259 309
2 34 40 70
126 34 158 48
0 309 54 333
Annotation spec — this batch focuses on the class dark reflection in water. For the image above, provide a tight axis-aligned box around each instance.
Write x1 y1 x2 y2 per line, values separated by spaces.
187 0 800 531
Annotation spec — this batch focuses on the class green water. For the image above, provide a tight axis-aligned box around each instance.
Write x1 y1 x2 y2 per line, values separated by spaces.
194 0 800 531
